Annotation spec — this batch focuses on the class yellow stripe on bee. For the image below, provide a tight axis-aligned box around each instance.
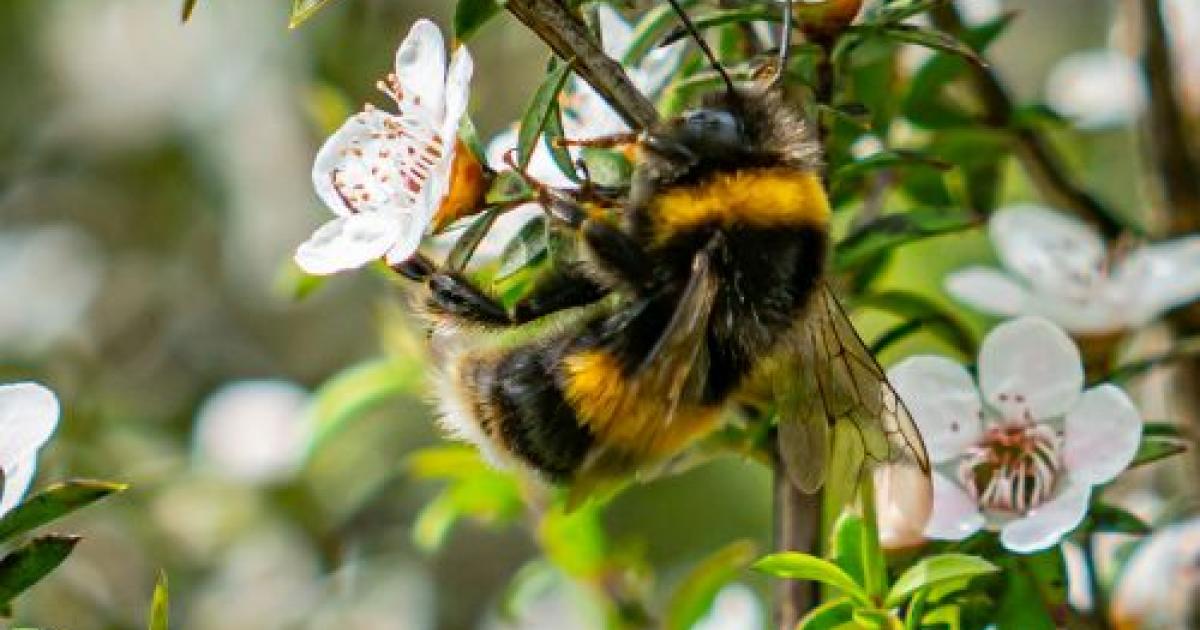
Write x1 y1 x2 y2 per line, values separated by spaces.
650 168 830 243
563 350 721 456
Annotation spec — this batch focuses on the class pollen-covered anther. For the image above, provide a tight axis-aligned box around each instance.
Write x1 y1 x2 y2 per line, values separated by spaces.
958 414 1063 516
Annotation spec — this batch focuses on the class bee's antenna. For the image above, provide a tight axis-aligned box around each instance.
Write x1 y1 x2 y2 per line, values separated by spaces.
773 0 793 89
665 0 737 97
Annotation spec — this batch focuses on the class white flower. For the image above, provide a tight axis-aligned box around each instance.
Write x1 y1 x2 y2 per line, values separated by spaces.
946 205 1200 334
1045 49 1147 130
295 19 473 275
887 317 1142 553
192 380 311 484
562 4 684 138
1111 517 1200 630
0 382 61 517
692 584 764 630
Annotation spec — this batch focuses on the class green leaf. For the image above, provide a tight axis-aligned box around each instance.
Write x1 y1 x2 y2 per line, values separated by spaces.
459 114 488 169
543 103 581 184
538 502 608 577
446 206 503 272
886 554 998 608
495 216 549 281
308 358 424 452
995 563 1055 630
835 209 979 272
407 445 490 481
517 59 573 172
180 0 199 22
1130 433 1189 468
148 571 168 630
856 291 975 357
288 0 340 28
622 2 684 64
752 553 869 605
499 560 558 620
1087 502 1151 535
665 540 758 630
659 7 775 46
868 24 987 69
485 170 534 205
831 150 951 190
797 597 855 630
920 604 962 630
581 148 633 188
830 512 866 586
873 0 944 24
454 0 503 41
274 261 329 302
0 535 80 607
412 490 460 552
0 480 126 543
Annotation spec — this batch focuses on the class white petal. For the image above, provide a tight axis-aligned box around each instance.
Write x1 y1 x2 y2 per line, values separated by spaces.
999 483 1091 553
1045 49 1146 130
440 46 474 150
595 3 634 60
193 380 311 484
294 214 401 275
944 267 1031 318
887 356 984 464
313 110 436 217
875 462 934 549
1063 384 1142 484
1114 236 1200 325
394 19 447 120
978 316 1083 420
0 383 59 470
989 205 1106 295
924 472 986 541
0 454 38 518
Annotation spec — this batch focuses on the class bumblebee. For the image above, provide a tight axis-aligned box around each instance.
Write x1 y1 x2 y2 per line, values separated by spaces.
402 1 930 498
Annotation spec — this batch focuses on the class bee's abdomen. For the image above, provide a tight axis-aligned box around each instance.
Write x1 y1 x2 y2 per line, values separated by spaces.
437 344 594 481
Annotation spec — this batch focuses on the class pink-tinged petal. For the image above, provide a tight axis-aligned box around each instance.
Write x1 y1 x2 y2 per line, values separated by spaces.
0 383 59 471
944 267 1031 318
1063 384 1142 484
294 214 400 275
887 356 984 464
0 454 37 518
1111 516 1200 630
989 205 1106 295
978 316 1083 420
999 483 1091 553
440 46 474 152
875 462 934 549
313 110 433 217
1114 236 1200 325
924 472 985 541
594 3 634 60
394 19 447 119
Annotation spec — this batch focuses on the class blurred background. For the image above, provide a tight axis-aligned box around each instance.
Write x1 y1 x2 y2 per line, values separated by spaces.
0 0 1193 628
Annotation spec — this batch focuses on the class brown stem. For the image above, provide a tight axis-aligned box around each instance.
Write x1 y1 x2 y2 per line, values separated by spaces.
504 0 660 131
772 439 820 629
928 6 1128 239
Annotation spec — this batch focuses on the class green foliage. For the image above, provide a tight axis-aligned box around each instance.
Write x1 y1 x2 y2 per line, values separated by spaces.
0 481 125 543
148 572 169 630
0 536 79 609
517 58 573 172
664 540 757 630
289 0 341 28
308 357 425 452
455 0 504 41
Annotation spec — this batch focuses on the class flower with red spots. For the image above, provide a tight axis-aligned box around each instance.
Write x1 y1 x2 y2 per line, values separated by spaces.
295 19 473 275
887 316 1143 553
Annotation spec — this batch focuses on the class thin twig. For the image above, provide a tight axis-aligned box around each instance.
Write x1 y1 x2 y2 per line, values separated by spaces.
772 434 820 629
928 5 1131 239
504 0 661 131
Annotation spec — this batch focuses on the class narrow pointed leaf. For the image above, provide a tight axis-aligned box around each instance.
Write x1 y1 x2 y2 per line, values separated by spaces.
495 216 549 281
886 553 998 608
0 536 80 607
289 0 340 29
517 59 573 171
797 597 855 630
0 480 127 543
308 358 424 452
149 571 169 630
455 0 503 41
752 553 869 605
1087 503 1150 535
869 24 988 69
446 207 503 272
1130 434 1189 468
835 210 980 271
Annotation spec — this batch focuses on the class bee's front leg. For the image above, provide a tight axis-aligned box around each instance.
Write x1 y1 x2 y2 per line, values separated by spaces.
394 254 513 326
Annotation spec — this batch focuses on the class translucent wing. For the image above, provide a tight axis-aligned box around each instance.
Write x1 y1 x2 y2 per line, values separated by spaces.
633 233 721 421
776 282 932 512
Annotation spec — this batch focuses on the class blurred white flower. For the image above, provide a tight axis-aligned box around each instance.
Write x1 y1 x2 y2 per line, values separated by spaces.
193 380 311 484
1045 49 1147 130
295 20 473 275
0 382 60 517
0 226 103 355
1111 517 1200 630
946 205 1200 334
308 560 434 630
562 4 684 138
482 574 599 630
692 584 764 630
888 317 1142 553
954 0 1003 26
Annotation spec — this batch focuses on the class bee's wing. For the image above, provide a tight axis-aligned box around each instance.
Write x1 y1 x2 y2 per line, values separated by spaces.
776 282 932 512
634 235 721 421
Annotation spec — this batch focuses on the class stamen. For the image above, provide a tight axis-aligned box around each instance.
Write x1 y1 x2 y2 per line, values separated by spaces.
958 405 1064 517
